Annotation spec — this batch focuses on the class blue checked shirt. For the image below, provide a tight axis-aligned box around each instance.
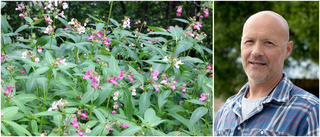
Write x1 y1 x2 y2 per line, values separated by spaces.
214 73 319 136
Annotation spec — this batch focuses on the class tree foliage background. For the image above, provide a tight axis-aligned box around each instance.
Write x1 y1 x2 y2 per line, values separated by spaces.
214 1 319 99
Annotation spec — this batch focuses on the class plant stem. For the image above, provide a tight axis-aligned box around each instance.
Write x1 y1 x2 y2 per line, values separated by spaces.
99 128 105 136
89 96 94 120
44 69 52 101
205 113 208 135
105 1 113 32
106 89 114 111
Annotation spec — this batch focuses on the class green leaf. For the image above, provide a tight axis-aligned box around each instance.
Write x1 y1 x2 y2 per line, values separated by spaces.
144 108 157 124
87 14 101 22
94 85 112 106
54 90 78 98
96 23 105 31
1 122 9 136
181 56 204 64
34 111 61 117
173 18 190 24
1 15 12 33
108 55 121 74
36 77 47 97
93 109 106 123
14 93 37 104
36 36 51 46
189 107 208 128
158 90 171 111
61 32 78 43
53 114 63 126
57 62 77 70
33 18 44 25
45 50 53 65
14 25 29 33
168 112 190 130
31 120 38 133
20 58 42 67
57 17 72 31
120 43 140 63
24 17 32 23
9 43 32 49
11 97 29 116
27 78 37 93
185 99 206 105
89 123 104 136
148 32 172 36
147 26 167 32
174 40 193 57
119 126 142 136
109 18 119 27
2 120 32 136
144 43 166 57
31 66 49 79
1 107 19 120
139 92 150 117
123 88 133 120
80 90 95 104
1 2 6 9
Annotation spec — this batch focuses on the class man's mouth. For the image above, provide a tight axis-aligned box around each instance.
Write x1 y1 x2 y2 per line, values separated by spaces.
249 61 266 65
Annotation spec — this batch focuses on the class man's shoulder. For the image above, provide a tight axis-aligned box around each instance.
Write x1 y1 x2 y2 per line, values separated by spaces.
289 84 319 106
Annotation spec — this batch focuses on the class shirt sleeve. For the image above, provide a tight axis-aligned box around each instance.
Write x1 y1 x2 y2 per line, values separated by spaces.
306 103 319 136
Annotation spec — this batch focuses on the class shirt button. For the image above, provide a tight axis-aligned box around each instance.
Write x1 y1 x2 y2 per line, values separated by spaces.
238 127 241 130
261 131 264 135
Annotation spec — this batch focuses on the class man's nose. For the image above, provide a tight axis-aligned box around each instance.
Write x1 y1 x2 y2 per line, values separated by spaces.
251 43 264 57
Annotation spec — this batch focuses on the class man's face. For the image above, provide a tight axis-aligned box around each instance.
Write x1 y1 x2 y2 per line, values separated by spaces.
241 13 289 83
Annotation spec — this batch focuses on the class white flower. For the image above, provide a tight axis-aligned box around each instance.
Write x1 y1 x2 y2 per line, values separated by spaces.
62 2 68 9
174 59 184 68
34 57 40 63
22 52 27 58
162 56 169 62
68 18 75 25
85 128 91 133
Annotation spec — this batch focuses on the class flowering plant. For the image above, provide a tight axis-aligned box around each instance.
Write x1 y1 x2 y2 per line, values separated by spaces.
1 1 212 136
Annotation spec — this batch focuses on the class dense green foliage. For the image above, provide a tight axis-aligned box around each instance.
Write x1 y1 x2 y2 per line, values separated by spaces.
214 1 319 99
1 1 212 136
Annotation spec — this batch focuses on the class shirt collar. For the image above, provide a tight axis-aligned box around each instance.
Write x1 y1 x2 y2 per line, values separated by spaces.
235 73 293 103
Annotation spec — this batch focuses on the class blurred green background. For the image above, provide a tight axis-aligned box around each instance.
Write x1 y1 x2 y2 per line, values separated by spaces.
214 1 319 103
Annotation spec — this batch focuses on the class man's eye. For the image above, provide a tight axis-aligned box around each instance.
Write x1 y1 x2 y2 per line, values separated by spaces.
265 41 274 45
245 40 254 44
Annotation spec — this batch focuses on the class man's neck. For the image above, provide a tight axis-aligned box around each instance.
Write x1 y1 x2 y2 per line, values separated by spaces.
247 73 283 99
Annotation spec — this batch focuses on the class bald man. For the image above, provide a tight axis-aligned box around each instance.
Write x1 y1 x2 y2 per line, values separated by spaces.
214 11 319 136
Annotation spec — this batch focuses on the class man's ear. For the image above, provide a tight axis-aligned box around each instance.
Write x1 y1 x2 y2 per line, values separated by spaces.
285 41 293 59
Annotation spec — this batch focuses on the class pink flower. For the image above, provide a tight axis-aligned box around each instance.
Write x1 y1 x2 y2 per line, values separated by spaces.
21 70 25 74
206 64 212 70
134 21 139 25
127 74 134 82
112 110 117 115
203 33 207 37
203 8 209 17
45 16 53 23
80 110 88 120
48 101 59 111
148 40 152 44
182 87 186 93
62 2 68 9
34 57 40 63
120 123 129 129
96 31 103 39
199 15 203 18
170 84 177 91
3 90 9 96
160 77 169 87
91 83 98 89
113 90 120 100
19 13 24 18
44 25 53 34
76 129 83 136
176 6 182 17
103 38 110 46
58 11 65 18
15 6 22 12
132 88 136 96
64 26 70 31
193 22 202 30
70 117 79 129
123 17 131 28
58 59 67 65
22 51 27 58
37 45 42 53
152 70 159 81
85 128 91 133
109 128 114 133
87 33 95 41
166 27 170 32
188 33 194 37
108 76 118 86
57 98 65 108
152 85 160 92
199 93 207 101
118 71 124 79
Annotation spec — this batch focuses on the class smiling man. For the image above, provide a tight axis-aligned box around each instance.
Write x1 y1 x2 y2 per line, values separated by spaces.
214 11 319 136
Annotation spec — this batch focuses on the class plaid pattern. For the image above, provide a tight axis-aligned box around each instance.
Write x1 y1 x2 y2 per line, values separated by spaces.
214 74 319 136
